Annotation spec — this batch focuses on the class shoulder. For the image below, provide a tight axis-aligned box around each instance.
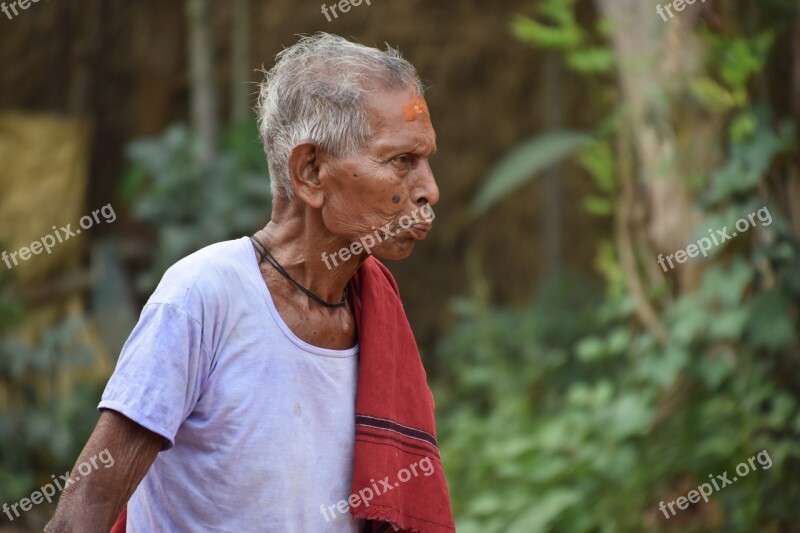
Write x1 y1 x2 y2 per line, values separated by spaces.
146 237 253 315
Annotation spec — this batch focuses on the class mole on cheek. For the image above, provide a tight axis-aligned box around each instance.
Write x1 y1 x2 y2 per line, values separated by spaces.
392 194 401 203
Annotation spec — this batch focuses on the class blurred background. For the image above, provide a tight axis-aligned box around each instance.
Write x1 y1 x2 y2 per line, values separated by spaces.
1 0 799 531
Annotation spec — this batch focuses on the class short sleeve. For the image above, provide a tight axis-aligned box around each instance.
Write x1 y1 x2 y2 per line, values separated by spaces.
98 302 211 449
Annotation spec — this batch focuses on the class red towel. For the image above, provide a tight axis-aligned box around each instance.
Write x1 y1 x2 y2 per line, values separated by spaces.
109 256 454 533
110 507 126 533
347 257 455 533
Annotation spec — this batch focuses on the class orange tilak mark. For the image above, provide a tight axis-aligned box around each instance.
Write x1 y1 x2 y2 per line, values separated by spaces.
402 95 431 125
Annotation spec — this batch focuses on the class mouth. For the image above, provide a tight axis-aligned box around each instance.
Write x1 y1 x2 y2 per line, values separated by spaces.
387 222 431 240
409 223 431 239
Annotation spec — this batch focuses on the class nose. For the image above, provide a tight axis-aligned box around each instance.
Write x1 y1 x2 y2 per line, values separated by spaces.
411 159 440 207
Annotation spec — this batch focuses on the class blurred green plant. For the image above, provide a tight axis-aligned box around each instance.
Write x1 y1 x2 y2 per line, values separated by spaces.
511 0 614 75
438 1 800 531
470 132 591 216
0 271 101 509
120 119 272 291
438 249 800 531
473 0 621 219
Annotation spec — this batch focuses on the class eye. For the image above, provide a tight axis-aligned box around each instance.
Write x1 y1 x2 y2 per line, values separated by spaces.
391 154 412 170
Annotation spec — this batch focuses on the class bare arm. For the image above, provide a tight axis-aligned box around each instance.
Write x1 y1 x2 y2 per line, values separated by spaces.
44 410 164 533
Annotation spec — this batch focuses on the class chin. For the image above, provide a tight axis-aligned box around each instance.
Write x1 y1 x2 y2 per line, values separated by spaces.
372 240 417 262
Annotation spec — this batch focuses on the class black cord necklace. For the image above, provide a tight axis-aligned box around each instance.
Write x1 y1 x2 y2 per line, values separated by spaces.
249 235 348 309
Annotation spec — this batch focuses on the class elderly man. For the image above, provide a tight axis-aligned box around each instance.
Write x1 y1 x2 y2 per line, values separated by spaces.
45 33 454 532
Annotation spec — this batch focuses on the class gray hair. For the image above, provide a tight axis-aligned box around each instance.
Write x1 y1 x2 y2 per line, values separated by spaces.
256 33 424 199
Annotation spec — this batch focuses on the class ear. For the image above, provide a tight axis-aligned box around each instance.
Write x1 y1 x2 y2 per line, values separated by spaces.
288 142 325 209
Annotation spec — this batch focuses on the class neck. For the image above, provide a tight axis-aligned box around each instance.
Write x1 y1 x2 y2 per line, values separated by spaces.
254 196 364 305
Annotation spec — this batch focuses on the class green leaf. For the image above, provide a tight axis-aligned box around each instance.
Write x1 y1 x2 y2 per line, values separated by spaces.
506 489 581 532
689 76 739 112
583 196 614 216
567 47 614 73
730 110 757 142
745 291 795 350
608 394 653 438
700 259 754 307
511 15 583 50
575 337 605 361
703 114 794 205
695 356 734 389
636 345 688 387
719 31 774 90
471 132 591 216
708 307 749 341
577 140 615 192
469 491 506 517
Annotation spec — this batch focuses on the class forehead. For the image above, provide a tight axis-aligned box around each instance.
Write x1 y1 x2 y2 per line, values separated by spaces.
363 87 436 151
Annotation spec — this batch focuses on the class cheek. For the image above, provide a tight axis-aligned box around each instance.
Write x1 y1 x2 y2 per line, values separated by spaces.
322 164 407 237
322 193 398 238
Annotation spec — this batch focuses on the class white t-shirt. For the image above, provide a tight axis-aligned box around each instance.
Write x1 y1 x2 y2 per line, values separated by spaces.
99 237 363 532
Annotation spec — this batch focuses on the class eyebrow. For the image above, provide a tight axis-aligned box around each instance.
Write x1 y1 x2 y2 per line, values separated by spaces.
410 142 437 157
370 134 436 157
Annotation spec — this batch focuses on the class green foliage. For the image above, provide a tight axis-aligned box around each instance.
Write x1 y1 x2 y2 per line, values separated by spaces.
565 46 614 74
0 268 23 327
693 30 777 142
706 31 774 100
512 0 614 74
0 274 101 506
701 108 794 205
577 139 616 216
471 132 591 216
689 76 744 113
438 252 800 531
511 14 582 50
438 2 800 531
120 119 272 291
505 0 618 220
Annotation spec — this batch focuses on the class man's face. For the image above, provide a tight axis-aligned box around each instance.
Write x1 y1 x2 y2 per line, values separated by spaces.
318 86 439 262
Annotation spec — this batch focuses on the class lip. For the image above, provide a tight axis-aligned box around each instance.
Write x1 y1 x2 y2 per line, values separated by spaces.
410 223 431 239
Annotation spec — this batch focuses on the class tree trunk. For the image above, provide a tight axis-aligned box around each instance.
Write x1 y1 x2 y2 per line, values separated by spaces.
186 0 218 168
596 0 718 301
231 0 251 124
539 51 564 287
